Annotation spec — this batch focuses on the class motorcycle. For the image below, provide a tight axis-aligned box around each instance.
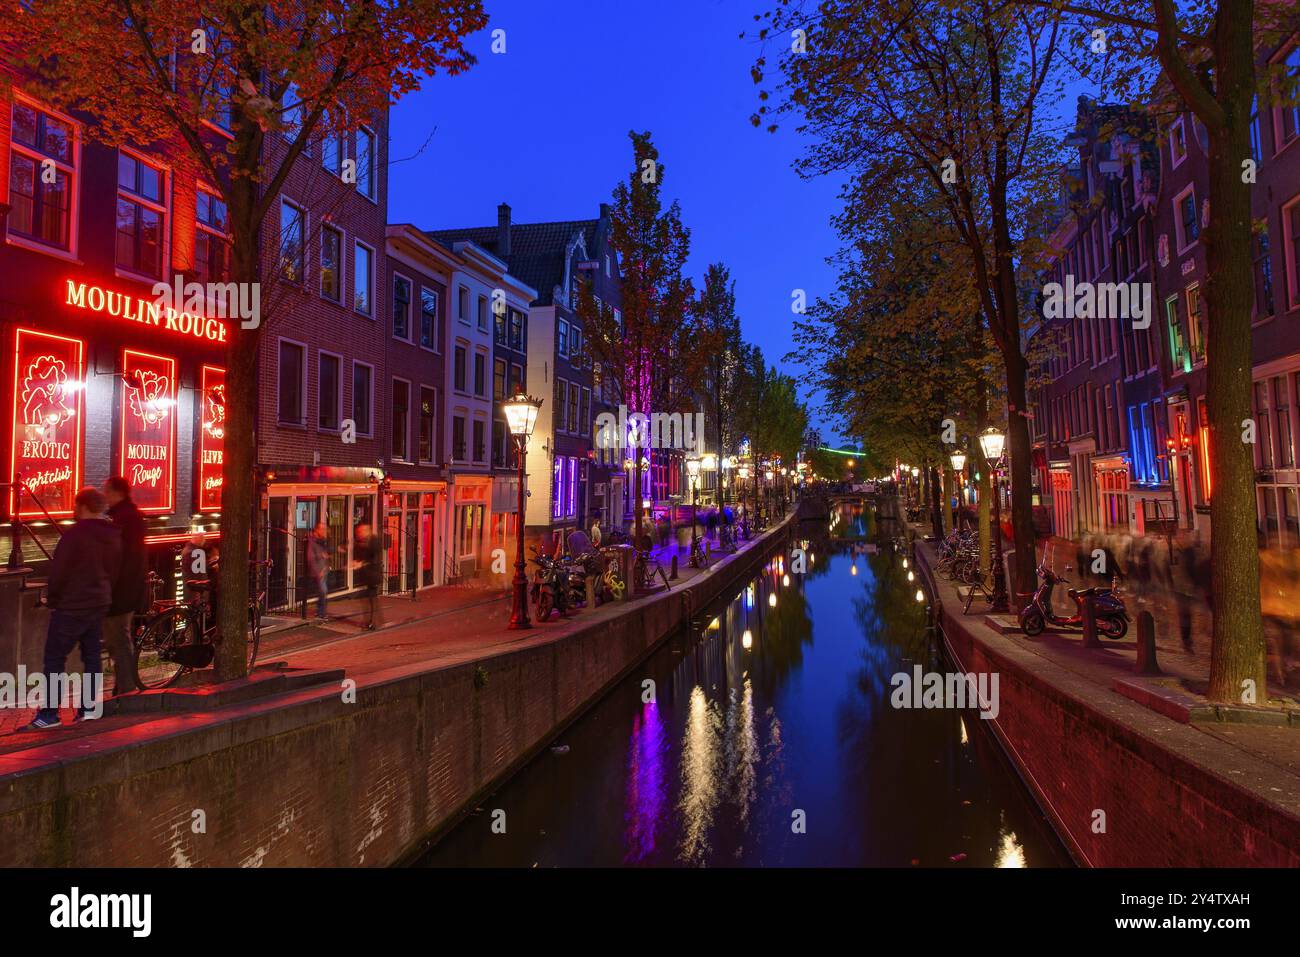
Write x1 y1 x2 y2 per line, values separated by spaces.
529 547 570 622
1019 561 1129 639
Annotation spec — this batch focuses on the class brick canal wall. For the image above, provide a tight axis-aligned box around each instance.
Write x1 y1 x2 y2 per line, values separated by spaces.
0 521 794 868
913 539 1300 867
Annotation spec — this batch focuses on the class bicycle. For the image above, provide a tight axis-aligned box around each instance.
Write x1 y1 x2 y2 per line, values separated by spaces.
134 559 271 689
632 536 672 593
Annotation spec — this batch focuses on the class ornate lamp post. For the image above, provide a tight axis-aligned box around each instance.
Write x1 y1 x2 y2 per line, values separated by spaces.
949 451 966 529
503 390 542 630
764 467 775 521
737 464 750 539
686 453 701 562
720 455 732 510
702 453 717 507
978 427 1009 613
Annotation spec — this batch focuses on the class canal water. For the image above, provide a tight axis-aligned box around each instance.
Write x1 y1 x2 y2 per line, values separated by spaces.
418 503 1070 867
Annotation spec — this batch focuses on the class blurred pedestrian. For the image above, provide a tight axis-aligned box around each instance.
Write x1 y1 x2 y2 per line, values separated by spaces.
19 488 120 730
307 522 331 621
102 476 145 696
352 524 383 630
180 530 209 604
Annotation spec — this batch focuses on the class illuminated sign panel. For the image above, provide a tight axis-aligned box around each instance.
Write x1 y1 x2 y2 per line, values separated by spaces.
64 279 228 343
9 328 85 517
120 349 177 514
198 365 226 511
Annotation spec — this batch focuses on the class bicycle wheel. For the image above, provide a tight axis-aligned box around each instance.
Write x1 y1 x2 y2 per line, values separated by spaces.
245 598 263 672
134 606 191 689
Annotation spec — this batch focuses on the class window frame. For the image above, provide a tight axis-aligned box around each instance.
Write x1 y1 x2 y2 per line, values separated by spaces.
353 240 375 317
392 271 413 342
317 350 343 432
352 359 374 438
279 198 307 284
114 147 170 282
319 223 343 302
391 376 412 462
276 337 309 428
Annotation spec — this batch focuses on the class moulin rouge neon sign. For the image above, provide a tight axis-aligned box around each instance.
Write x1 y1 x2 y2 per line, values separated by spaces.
9 328 84 517
64 279 228 343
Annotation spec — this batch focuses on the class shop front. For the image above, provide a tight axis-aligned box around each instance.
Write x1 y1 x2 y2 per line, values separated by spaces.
259 466 382 611
382 482 446 596
5 275 229 596
449 473 491 579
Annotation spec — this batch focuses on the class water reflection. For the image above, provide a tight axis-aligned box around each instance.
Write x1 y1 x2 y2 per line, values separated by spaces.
419 503 1069 867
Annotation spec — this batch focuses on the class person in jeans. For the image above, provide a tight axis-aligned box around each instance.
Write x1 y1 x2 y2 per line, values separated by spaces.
102 476 145 695
352 524 383 630
307 522 331 621
19 488 121 731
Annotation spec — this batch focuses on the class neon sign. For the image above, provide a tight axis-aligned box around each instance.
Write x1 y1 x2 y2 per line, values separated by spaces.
9 328 85 517
64 279 228 343
120 349 177 514
198 365 225 512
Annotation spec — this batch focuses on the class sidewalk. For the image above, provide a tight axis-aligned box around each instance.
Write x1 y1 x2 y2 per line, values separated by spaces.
0 521 777 754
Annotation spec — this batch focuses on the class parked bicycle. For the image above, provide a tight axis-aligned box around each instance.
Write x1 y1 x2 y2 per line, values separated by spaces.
133 559 272 689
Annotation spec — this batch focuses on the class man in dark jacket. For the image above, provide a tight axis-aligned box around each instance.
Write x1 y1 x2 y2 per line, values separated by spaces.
19 487 121 730
351 524 383 630
103 476 145 695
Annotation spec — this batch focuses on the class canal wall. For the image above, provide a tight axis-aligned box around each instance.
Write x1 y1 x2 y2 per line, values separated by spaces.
913 538 1300 867
0 520 795 868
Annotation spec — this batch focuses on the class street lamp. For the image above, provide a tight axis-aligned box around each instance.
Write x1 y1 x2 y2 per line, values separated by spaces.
686 453 702 563
503 390 542 630
978 427 1009 613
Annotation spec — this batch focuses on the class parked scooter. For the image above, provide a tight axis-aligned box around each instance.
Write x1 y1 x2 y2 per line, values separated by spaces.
1019 560 1129 638
529 547 570 621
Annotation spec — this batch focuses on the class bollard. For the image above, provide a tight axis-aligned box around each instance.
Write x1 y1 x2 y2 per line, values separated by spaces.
1135 610 1161 674
670 554 678 581
1081 594 1101 648
586 575 597 609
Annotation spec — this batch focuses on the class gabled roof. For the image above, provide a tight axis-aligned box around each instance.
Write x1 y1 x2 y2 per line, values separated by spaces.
424 218 599 306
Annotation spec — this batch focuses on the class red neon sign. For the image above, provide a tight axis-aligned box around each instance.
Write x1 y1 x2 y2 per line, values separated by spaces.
64 279 229 343
9 328 85 518
198 365 225 512
120 349 177 514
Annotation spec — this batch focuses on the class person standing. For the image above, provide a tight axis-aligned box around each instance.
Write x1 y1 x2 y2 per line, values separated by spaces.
590 518 602 548
307 522 332 621
352 524 383 630
102 477 145 695
19 488 121 730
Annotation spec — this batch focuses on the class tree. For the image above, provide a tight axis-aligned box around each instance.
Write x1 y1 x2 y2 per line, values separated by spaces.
1012 0 1300 701
12 0 487 677
751 0 1066 599
578 131 712 541
696 262 743 462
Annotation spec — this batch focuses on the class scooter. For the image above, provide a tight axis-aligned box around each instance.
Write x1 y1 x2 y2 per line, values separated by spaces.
1019 561 1129 639
529 547 570 622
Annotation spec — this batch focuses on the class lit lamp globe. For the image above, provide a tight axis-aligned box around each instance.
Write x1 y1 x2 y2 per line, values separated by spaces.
686 454 701 484
702 453 717 472
738 464 750 480
978 427 1005 465
503 390 542 441
910 466 919 477
950 452 966 472
764 469 774 482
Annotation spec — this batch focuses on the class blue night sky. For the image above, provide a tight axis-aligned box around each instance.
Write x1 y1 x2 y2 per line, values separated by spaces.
388 0 847 442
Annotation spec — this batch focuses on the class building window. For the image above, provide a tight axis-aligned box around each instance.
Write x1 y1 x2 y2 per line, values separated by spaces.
473 351 486 398
1174 186 1199 251
1277 45 1300 147
454 345 467 392
280 200 305 282
321 107 344 176
568 382 580 435
1185 283 1206 361
452 415 466 461
278 340 305 425
509 308 524 350
552 457 564 519
494 302 507 344
353 243 373 315
477 294 488 333
319 224 342 301
194 188 230 284
492 419 507 468
1165 295 1189 374
419 388 436 463
1254 227 1275 318
9 100 77 250
558 319 569 357
393 275 412 340
352 362 372 436
1274 376 1294 469
116 151 166 278
473 419 486 463
580 387 590 434
1169 116 1187 168
356 127 376 200
510 362 523 393
392 379 410 461
420 288 440 351
458 286 469 323
1287 199 1300 308
319 352 341 430
1255 380 1275 470
494 358 507 400
555 377 568 432
1250 95 1264 164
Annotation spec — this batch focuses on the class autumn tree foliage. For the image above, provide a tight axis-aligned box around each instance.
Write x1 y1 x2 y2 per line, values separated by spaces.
8 0 487 678
577 130 717 541
750 0 1066 600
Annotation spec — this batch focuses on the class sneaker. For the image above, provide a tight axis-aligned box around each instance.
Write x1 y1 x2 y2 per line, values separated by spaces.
16 715 61 732
73 711 100 724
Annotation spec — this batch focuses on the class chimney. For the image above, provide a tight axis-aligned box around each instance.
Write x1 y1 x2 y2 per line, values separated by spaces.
599 202 610 222
497 203 511 258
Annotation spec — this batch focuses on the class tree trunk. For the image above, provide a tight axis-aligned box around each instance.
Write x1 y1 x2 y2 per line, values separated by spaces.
929 464 944 539
1202 0 1265 703
941 467 954 537
977 457 992 578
